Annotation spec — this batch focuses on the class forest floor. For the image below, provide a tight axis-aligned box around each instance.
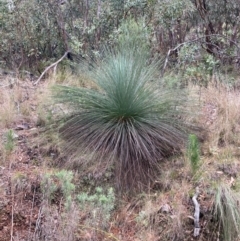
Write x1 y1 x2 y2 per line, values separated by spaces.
0 72 240 241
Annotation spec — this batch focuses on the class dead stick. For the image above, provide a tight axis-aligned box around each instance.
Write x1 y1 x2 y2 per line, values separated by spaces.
192 187 200 237
33 51 69 86
10 193 14 241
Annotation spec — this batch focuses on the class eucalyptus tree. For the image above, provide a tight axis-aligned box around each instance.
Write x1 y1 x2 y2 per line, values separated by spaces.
191 0 240 63
0 0 67 71
0 0 239 72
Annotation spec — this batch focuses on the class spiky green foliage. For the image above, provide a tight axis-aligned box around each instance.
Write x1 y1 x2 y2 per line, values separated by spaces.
52 30 191 191
53 58 188 190
215 185 240 241
188 134 200 174
4 129 15 153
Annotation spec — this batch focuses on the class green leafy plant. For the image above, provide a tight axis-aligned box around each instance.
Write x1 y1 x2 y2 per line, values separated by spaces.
202 55 220 75
187 134 200 174
214 184 240 241
117 18 149 57
136 210 151 227
77 187 115 229
55 170 75 210
41 170 75 209
41 173 58 202
2 129 17 164
52 30 193 192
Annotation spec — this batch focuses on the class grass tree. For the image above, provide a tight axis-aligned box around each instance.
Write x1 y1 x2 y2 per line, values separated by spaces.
52 23 192 191
215 184 240 241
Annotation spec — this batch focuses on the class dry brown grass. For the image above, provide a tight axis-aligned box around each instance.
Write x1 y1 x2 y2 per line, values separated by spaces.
0 77 34 128
0 77 35 167
36 70 96 125
200 81 240 149
125 179 195 241
49 68 96 88
0 86 17 128
32 202 80 241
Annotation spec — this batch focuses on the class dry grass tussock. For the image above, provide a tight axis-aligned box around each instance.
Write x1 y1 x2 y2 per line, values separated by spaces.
0 77 34 128
0 86 17 128
32 202 80 241
200 81 240 149
34 71 96 164
36 70 97 125
112 178 198 241
50 68 97 88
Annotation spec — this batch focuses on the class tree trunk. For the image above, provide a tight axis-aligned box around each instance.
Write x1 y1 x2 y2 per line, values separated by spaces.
84 0 89 33
96 0 102 48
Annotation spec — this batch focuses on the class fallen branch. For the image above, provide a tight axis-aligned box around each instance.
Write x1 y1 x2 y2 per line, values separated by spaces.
192 187 200 237
33 51 69 86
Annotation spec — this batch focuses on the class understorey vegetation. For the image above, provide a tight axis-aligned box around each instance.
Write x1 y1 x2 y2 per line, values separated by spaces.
0 1 240 241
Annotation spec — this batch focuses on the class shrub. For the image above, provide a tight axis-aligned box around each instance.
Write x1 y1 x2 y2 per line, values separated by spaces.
55 170 75 209
41 170 75 209
77 187 115 229
41 173 58 203
52 33 193 192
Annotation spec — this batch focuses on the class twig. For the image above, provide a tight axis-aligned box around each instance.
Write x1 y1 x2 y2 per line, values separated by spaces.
10 193 14 241
192 187 200 237
33 51 69 86
33 206 43 239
